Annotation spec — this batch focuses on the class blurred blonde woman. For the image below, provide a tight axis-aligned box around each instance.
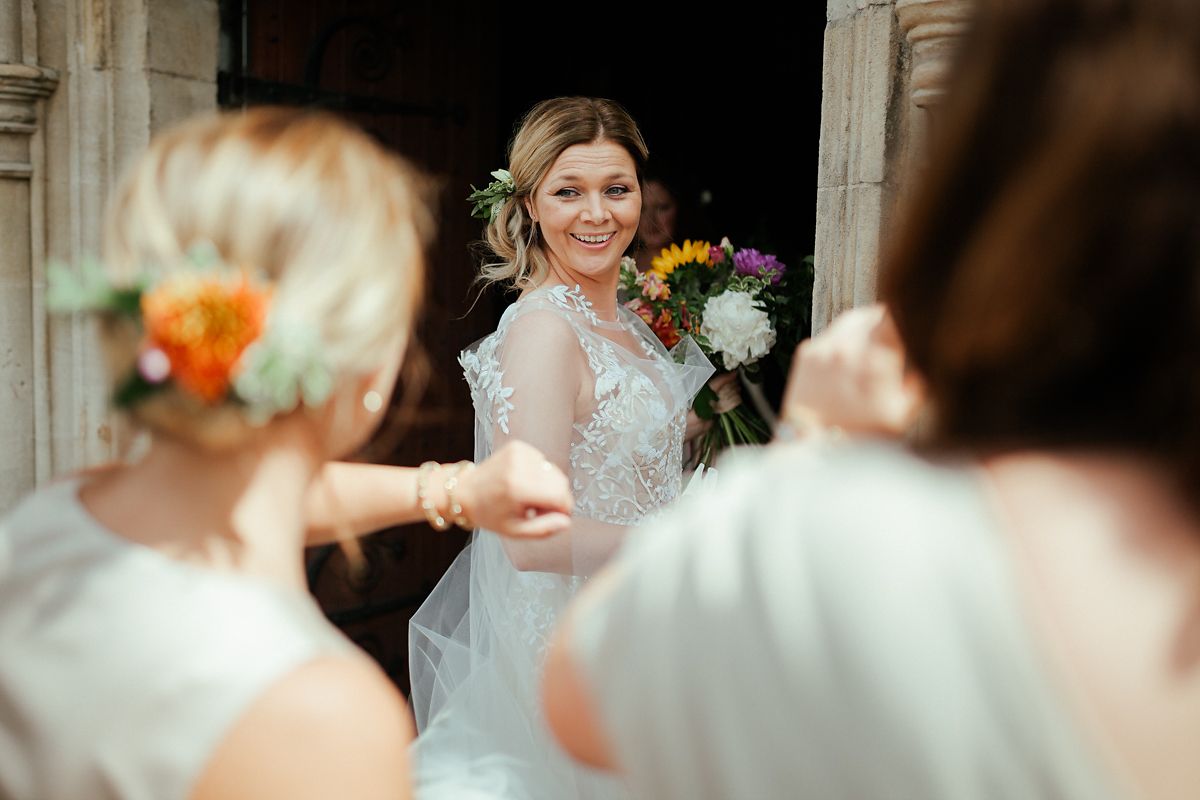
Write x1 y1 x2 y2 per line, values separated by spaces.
0 108 571 800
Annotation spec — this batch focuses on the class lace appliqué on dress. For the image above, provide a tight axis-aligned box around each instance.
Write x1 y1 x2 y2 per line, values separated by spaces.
550 285 688 526
544 283 601 326
459 336 513 436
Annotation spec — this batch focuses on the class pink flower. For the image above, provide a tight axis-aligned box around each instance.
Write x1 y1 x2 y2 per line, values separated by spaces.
635 270 671 301
625 298 656 327
137 347 172 383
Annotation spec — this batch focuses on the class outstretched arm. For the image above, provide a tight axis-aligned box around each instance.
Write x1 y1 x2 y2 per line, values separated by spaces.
490 310 635 575
304 441 573 545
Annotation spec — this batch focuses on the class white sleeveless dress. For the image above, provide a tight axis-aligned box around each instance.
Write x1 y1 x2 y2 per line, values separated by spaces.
0 477 359 800
408 283 713 799
568 440 1126 799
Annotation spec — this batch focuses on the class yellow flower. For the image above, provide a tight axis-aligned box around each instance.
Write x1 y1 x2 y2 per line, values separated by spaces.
141 272 271 404
650 239 712 278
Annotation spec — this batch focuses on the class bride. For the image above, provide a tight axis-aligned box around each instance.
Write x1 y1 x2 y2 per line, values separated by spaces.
408 97 713 798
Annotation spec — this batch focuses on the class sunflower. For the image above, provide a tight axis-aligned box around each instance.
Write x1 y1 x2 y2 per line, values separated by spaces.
650 239 712 278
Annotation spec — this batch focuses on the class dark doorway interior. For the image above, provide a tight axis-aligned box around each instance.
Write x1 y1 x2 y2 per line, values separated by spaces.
497 5 827 286
219 0 825 694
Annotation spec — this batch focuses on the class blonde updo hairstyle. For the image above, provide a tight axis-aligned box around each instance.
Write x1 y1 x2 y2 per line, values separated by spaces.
100 107 436 451
480 97 649 291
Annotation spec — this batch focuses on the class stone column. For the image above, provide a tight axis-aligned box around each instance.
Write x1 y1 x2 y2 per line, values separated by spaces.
0 1 58 511
812 0 914 334
0 0 218 514
812 0 973 334
895 0 973 112
36 0 218 490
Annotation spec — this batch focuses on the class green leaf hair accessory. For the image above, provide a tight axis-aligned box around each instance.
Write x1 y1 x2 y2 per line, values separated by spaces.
467 168 516 223
46 257 145 315
234 319 335 426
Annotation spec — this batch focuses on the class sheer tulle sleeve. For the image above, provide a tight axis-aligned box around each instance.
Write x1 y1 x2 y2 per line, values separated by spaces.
490 309 579 474
621 305 714 412
489 308 636 575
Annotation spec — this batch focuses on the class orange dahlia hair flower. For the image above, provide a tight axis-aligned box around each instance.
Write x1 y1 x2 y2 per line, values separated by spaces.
140 272 271 404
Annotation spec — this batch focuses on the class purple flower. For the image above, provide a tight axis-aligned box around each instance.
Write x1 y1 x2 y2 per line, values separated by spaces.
732 248 787 284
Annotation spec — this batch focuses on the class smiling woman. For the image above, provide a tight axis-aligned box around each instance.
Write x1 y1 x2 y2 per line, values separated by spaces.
528 140 641 285
408 97 714 799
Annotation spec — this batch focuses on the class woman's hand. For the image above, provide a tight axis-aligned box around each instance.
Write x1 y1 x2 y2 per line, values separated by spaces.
455 441 574 538
684 372 742 440
709 371 742 414
780 304 924 439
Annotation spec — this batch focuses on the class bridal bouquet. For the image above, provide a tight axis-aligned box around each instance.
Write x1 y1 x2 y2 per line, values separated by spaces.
620 238 807 463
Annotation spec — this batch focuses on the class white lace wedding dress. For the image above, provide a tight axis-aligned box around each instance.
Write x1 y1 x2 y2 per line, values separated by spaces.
409 283 713 799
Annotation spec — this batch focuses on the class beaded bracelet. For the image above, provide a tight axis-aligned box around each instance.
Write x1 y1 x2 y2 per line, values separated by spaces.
443 460 476 530
416 461 452 531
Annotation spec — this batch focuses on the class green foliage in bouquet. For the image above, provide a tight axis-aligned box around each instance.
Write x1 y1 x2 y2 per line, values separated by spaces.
620 239 813 464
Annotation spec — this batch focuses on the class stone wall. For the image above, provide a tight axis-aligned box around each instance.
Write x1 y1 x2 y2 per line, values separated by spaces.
1 0 218 512
813 0 972 333
813 0 914 334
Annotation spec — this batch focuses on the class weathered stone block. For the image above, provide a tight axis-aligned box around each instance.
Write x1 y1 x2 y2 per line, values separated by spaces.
829 0 898 22
147 0 218 82
817 19 851 189
848 183 885 306
0 182 34 510
848 5 898 186
813 186 846 332
818 7 900 189
148 71 216 133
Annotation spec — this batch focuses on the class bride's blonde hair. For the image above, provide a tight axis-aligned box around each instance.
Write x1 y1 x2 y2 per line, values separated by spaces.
100 107 436 450
479 97 648 292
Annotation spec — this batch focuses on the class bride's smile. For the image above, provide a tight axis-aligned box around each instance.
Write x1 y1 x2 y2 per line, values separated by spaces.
569 231 616 246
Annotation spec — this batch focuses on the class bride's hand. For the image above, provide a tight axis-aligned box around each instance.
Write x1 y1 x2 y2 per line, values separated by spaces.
684 373 742 440
780 304 925 439
455 441 574 538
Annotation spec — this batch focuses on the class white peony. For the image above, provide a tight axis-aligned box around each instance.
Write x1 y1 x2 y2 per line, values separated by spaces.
700 290 777 370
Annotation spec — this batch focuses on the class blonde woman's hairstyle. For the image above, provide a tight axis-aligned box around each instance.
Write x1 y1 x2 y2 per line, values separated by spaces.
100 107 437 450
479 96 649 291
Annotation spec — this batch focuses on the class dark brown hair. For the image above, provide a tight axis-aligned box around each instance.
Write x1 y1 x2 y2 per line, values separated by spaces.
882 0 1200 484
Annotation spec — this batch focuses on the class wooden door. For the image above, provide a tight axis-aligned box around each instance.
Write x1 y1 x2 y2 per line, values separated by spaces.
220 0 503 694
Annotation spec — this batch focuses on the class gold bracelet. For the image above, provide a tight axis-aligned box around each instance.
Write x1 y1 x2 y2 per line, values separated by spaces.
416 461 452 531
443 460 476 530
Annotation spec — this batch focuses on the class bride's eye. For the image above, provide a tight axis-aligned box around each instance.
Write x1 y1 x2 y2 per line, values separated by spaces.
555 188 580 198
606 186 630 196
